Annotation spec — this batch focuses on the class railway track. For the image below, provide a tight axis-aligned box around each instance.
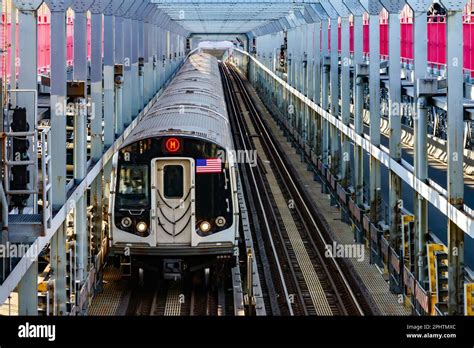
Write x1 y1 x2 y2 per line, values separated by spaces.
221 63 294 315
121 268 226 316
221 62 367 316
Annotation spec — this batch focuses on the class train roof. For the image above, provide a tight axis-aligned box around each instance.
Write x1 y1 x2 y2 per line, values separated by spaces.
121 52 232 150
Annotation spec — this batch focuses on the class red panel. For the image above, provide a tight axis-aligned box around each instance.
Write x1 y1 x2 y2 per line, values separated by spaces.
38 21 51 73
338 24 341 53
363 22 369 54
380 22 388 58
464 17 474 76
350 24 354 53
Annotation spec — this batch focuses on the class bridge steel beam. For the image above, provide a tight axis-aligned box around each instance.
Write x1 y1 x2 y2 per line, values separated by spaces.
135 2 148 111
152 12 163 93
360 0 384 230
309 11 322 159
144 4 157 103
331 0 351 187
71 0 94 307
303 22 312 152
122 0 142 125
406 0 432 286
440 0 467 316
380 0 407 290
344 0 366 208
149 10 157 97
114 0 134 137
313 4 330 190
321 1 341 178
103 1 123 148
158 13 167 90
130 0 147 119
9 2 17 106
44 0 74 316
12 0 43 316
90 0 111 272
158 16 165 89
103 0 124 228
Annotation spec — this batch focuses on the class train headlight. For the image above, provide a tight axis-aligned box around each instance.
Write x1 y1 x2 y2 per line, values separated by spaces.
136 221 148 234
215 216 226 227
199 221 211 233
121 217 132 228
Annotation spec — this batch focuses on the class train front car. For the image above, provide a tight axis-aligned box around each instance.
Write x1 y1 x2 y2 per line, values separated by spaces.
109 53 239 277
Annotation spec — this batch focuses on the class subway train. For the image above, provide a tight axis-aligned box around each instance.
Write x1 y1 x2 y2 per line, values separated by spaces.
109 52 239 278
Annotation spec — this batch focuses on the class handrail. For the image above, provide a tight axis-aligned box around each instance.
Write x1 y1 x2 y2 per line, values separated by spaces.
233 48 474 238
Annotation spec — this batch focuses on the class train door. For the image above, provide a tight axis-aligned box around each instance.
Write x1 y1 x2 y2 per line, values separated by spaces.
152 158 195 245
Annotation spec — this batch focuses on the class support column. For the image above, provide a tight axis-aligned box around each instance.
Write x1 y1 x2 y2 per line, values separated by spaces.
114 0 134 136
18 261 38 315
143 13 149 103
153 14 160 92
321 1 340 177
312 20 322 158
152 14 159 93
381 0 406 289
157 25 163 89
122 13 132 125
103 1 123 230
114 13 123 137
304 24 311 152
163 30 168 86
144 5 156 103
406 0 431 285
360 0 383 226
130 4 139 117
163 30 169 82
90 0 111 257
345 0 365 206
320 14 330 174
10 2 16 105
103 1 121 148
72 0 94 288
439 0 466 316
331 1 351 186
44 0 73 315
90 0 110 160
13 0 43 316
122 0 143 123
136 2 149 109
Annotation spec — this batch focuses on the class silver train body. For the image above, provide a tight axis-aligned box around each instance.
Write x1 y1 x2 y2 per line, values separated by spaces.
109 52 238 268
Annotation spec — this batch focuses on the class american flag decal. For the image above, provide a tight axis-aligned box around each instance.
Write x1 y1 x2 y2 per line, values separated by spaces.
196 158 222 174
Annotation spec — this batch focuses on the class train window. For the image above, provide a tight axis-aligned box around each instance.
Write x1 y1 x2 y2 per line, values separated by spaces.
117 165 149 206
164 165 184 199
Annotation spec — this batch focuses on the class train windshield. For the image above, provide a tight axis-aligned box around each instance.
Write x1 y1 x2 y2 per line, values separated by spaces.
164 165 184 199
116 165 149 207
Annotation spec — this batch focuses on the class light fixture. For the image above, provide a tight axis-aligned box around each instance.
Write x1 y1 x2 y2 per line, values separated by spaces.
215 216 226 227
199 221 211 233
121 217 132 228
136 221 148 234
